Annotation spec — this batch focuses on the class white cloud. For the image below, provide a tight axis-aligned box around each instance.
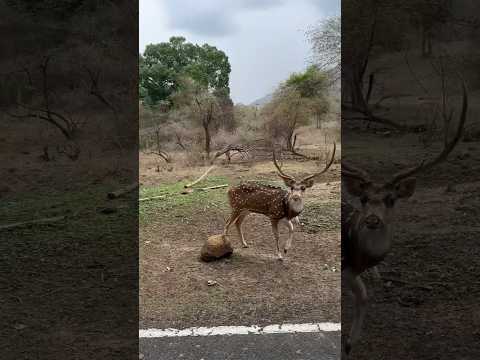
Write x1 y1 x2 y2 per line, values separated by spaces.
139 0 339 104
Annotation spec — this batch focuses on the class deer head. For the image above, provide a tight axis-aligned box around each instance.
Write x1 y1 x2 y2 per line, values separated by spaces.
342 83 467 256
273 143 336 215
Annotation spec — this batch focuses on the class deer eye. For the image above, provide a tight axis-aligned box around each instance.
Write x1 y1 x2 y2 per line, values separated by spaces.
300 185 306 191
384 195 395 208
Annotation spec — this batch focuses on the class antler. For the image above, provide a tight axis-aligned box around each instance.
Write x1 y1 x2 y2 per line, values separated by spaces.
387 81 468 186
301 142 337 183
342 160 372 183
273 149 297 182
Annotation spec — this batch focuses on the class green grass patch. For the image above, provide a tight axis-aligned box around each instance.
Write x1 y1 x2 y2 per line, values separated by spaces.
0 184 137 268
0 185 122 223
140 175 230 225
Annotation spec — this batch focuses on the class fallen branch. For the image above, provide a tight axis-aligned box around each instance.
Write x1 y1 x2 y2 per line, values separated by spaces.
181 184 228 195
213 144 254 163
290 148 319 160
342 103 421 132
0 215 65 231
372 93 412 108
382 276 433 291
194 184 228 191
184 165 215 188
143 149 171 163
107 183 139 199
139 195 165 202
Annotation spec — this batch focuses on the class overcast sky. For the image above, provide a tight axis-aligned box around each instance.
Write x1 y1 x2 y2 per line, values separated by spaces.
139 0 339 104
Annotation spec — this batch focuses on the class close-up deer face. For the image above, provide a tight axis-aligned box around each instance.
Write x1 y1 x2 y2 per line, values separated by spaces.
342 83 467 357
343 174 416 260
344 177 416 231
276 175 315 214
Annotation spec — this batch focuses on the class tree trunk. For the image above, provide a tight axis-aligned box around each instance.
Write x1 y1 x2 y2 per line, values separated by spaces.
366 73 375 104
286 130 295 151
204 123 211 159
422 26 433 58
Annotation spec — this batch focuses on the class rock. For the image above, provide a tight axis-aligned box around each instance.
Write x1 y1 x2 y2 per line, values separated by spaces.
200 234 233 262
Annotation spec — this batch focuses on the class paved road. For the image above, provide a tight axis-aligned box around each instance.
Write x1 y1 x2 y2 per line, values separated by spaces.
140 332 340 360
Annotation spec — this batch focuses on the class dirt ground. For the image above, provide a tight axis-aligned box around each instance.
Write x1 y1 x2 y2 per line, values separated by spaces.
139 139 341 329
342 48 480 359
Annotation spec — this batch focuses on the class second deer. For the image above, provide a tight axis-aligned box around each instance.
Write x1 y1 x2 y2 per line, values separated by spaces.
223 143 336 260
341 83 468 356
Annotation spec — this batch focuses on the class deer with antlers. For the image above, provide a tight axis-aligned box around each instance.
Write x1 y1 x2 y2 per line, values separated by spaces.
223 143 336 260
341 83 468 356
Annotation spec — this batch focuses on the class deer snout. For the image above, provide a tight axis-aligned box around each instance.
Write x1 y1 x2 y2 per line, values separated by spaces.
364 214 383 229
291 194 301 202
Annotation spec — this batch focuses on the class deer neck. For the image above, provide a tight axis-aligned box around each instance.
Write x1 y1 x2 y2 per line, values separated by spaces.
284 194 304 219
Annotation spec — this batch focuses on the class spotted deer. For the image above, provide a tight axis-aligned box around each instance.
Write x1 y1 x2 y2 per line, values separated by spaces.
341 84 468 356
223 143 336 260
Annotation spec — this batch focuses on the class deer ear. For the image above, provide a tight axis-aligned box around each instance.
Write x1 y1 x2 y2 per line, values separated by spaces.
343 177 368 197
278 174 296 188
395 178 416 198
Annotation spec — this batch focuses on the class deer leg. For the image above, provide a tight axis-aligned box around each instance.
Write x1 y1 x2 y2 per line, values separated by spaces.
283 219 294 255
235 212 249 248
223 211 242 237
292 216 300 226
343 268 368 355
271 219 283 261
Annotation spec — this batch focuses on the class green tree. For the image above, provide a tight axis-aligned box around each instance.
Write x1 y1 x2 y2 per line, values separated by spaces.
262 86 312 151
286 66 330 128
169 77 222 159
263 66 331 149
139 36 231 106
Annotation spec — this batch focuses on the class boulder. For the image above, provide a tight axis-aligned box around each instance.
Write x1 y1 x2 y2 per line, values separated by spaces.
200 234 233 262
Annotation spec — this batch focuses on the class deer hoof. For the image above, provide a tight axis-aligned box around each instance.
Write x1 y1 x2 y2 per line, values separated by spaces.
277 254 284 261
242 243 249 248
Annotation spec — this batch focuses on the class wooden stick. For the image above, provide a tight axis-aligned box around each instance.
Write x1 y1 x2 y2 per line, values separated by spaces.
139 195 166 202
184 165 216 188
0 215 66 231
107 183 139 199
194 184 228 191
382 276 433 291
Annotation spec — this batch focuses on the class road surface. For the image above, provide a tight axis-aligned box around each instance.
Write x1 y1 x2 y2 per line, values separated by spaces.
140 331 340 360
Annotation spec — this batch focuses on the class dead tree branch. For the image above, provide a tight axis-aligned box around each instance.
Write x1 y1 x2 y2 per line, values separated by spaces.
184 165 216 189
0 216 66 231
213 144 251 163
84 66 119 123
3 56 77 139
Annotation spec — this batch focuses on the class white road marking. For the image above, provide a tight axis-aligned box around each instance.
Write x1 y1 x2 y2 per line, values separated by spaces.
139 322 341 338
